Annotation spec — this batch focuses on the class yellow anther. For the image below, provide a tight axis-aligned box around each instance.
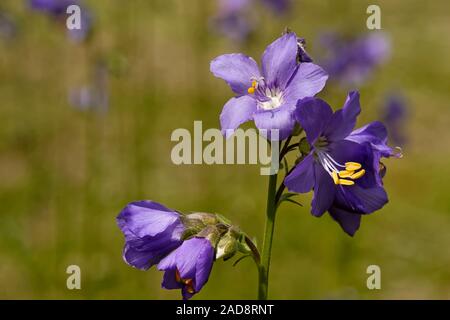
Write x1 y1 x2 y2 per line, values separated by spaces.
338 179 355 186
184 279 195 294
331 171 339 184
345 162 362 171
338 170 354 178
350 169 365 180
247 80 258 94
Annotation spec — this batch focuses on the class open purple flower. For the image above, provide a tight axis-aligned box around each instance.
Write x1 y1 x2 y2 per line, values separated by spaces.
318 32 390 86
211 32 328 140
158 237 214 300
285 91 397 235
117 201 184 270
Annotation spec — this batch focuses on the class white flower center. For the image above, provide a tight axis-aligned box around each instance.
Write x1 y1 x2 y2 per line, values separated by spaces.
259 88 284 110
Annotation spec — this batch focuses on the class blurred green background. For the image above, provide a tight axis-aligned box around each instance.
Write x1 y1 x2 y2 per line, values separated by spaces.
0 0 449 299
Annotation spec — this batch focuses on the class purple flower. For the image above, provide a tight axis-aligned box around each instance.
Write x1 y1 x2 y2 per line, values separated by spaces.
117 201 184 270
210 32 328 140
212 0 253 42
318 32 390 86
381 93 408 146
285 91 397 235
158 237 214 300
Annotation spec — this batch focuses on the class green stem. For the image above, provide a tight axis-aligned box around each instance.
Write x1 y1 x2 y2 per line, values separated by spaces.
258 172 278 300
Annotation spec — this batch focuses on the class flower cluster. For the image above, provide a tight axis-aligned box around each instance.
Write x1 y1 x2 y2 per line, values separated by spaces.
118 29 399 300
117 201 255 299
211 31 399 235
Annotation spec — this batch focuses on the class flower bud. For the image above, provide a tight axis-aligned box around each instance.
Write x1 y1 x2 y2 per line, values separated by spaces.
216 229 239 260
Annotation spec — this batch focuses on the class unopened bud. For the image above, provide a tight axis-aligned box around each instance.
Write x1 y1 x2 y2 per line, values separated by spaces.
216 230 239 260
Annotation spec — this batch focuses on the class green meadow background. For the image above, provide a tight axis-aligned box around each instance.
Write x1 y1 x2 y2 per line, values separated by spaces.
0 0 449 299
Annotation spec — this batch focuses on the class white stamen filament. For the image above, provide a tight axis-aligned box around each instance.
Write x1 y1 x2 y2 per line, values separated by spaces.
259 88 284 110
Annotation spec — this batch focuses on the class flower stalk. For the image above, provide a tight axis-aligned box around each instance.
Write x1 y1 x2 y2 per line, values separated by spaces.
258 171 278 300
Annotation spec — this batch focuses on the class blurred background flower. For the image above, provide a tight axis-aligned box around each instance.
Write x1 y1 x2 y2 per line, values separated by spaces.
0 11 17 41
317 31 390 87
380 92 409 147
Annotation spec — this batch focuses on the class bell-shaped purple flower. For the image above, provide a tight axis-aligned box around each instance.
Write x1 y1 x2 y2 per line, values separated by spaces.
158 237 215 300
285 91 398 235
117 201 184 270
210 32 328 140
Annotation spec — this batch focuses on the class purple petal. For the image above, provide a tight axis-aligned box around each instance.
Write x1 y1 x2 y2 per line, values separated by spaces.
253 107 295 140
284 153 315 193
161 269 182 290
311 164 335 217
122 244 155 270
347 121 396 158
117 201 184 269
328 207 361 236
284 63 328 103
117 201 180 240
194 239 215 292
261 32 298 89
295 97 333 144
210 53 261 95
220 95 257 138
335 185 388 214
324 91 361 141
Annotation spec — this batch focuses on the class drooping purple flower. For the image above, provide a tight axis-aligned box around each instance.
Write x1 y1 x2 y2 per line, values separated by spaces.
158 237 215 300
210 32 328 140
318 32 390 86
211 0 253 42
117 201 184 270
285 91 398 235
381 93 408 146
